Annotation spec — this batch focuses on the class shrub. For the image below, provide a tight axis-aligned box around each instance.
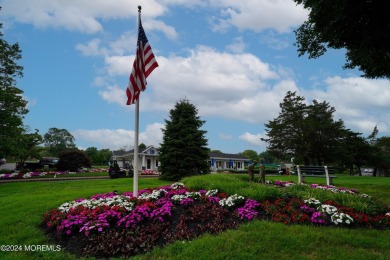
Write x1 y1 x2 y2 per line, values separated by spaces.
56 149 92 172
0 169 13 174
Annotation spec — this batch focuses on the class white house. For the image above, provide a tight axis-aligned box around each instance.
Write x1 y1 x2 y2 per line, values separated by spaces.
111 146 250 173
208 152 250 171
111 145 159 173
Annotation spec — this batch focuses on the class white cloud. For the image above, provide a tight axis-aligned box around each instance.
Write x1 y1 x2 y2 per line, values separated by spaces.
219 133 233 140
304 76 390 136
260 31 290 50
225 37 246 53
72 123 164 150
143 20 178 41
98 45 296 123
99 85 127 105
92 77 106 87
2 0 166 33
209 0 308 33
239 132 268 150
76 38 108 56
104 55 134 76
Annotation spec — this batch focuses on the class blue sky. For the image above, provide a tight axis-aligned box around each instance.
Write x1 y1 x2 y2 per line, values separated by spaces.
1 0 390 154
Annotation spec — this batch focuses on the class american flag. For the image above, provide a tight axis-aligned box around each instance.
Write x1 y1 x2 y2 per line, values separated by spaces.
126 19 158 105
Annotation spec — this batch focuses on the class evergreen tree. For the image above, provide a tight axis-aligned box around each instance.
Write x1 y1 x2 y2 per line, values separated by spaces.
305 100 346 165
159 99 209 181
263 92 356 165
262 91 309 163
374 137 390 177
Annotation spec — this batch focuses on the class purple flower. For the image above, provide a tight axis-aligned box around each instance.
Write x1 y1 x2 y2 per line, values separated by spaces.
208 196 220 204
311 212 328 225
180 198 195 207
237 199 260 220
300 205 315 213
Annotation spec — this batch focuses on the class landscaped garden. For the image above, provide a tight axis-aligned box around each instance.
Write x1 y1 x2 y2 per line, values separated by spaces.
0 167 109 179
0 174 389 259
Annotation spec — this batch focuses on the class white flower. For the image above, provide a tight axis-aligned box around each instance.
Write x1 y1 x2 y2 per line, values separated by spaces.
304 198 321 207
139 189 167 201
331 212 354 225
171 194 188 204
171 182 185 190
206 189 218 197
318 204 338 215
186 191 201 199
58 195 135 212
219 194 245 208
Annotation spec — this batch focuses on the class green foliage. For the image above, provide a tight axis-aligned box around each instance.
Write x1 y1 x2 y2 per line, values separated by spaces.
0 176 389 259
84 147 112 165
373 136 390 176
0 18 28 158
240 149 258 162
11 129 42 164
43 127 76 156
56 149 92 171
259 150 278 163
183 174 283 202
159 99 210 181
263 91 367 166
293 0 390 79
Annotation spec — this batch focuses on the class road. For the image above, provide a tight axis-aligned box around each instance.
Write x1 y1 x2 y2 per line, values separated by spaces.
0 163 16 171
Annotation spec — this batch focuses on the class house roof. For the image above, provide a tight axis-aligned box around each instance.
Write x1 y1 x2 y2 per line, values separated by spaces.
112 145 158 157
112 147 248 161
208 152 249 160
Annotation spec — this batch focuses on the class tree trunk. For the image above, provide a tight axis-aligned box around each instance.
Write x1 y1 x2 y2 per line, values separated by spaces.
373 166 377 177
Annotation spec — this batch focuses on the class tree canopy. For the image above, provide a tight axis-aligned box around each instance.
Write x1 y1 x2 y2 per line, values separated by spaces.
263 91 365 166
294 0 390 79
240 150 259 162
56 149 92 172
159 99 210 181
43 127 76 156
0 18 28 158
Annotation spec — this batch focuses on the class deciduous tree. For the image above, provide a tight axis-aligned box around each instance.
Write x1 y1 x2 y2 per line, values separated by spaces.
43 128 76 156
294 0 390 79
0 17 28 158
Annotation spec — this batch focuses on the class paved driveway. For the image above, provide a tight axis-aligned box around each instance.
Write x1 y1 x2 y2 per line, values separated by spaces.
0 163 16 171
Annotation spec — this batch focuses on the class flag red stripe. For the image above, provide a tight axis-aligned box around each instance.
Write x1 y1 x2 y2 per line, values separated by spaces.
126 21 158 105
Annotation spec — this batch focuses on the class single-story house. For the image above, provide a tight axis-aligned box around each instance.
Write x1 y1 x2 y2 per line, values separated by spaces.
111 146 250 173
208 152 250 171
111 145 159 172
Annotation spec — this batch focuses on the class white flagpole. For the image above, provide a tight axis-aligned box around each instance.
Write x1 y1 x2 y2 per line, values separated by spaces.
133 98 139 197
133 6 141 198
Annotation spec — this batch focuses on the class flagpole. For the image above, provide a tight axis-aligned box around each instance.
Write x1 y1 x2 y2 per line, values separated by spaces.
133 6 142 198
134 98 139 197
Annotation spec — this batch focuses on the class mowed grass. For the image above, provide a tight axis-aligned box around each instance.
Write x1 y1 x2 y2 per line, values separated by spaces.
0 174 389 259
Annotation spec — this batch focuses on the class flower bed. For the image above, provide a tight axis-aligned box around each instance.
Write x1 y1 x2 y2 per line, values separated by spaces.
0 168 108 179
267 180 370 197
42 182 390 258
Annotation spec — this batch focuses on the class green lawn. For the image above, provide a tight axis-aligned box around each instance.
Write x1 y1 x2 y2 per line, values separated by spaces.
0 174 389 259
